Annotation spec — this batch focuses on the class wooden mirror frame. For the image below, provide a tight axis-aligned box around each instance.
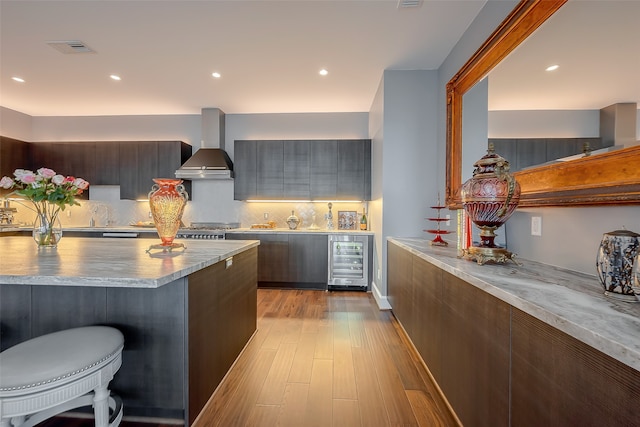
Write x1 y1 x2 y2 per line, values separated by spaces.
445 0 640 208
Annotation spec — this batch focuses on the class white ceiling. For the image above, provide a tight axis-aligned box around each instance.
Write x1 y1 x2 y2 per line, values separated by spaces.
488 0 640 112
0 0 487 117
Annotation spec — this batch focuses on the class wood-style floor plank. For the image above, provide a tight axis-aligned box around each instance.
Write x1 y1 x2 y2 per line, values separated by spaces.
43 290 456 427
185 289 461 427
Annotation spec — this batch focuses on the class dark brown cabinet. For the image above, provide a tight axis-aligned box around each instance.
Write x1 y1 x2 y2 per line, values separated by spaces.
510 309 639 427
0 136 30 196
257 140 284 198
388 241 640 427
233 139 371 201
93 142 120 185
1 138 191 199
490 137 605 172
283 140 310 198
309 140 338 199
233 140 258 200
118 141 191 200
226 232 329 288
388 243 509 426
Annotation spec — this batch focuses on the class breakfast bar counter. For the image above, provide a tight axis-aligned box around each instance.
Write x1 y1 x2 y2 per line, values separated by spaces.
0 236 260 425
0 236 258 288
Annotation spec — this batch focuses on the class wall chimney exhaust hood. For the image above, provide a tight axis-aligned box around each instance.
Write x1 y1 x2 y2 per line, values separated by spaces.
175 108 234 180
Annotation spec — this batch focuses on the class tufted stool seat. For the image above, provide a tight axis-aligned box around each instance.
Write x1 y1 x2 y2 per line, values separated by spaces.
0 326 124 427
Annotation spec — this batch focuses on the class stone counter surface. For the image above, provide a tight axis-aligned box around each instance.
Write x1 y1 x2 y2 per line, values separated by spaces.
228 228 374 235
389 237 640 372
0 236 259 288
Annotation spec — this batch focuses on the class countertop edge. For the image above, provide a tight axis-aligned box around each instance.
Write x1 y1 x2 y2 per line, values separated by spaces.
387 237 640 372
0 239 260 289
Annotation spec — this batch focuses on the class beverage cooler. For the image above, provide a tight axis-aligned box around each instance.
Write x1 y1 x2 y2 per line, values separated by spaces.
328 234 368 290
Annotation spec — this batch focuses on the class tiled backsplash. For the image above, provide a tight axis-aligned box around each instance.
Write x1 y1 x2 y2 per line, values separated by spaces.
9 184 368 230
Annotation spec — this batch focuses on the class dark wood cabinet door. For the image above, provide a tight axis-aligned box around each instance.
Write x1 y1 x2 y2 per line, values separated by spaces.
511 308 640 427
119 141 188 200
310 140 337 199
226 233 290 283
136 141 159 198
283 140 310 199
0 137 30 197
337 139 368 200
30 142 66 175
94 142 120 185
256 140 284 198
233 140 257 200
118 142 138 199
516 139 546 171
387 242 413 334
439 272 510 427
411 255 443 379
288 234 327 284
158 141 192 198
65 142 96 184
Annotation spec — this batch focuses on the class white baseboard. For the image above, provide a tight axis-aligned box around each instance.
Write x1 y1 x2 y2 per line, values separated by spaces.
371 280 392 310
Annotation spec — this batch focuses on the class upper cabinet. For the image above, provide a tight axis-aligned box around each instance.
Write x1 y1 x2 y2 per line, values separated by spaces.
118 141 192 200
0 136 30 197
5 139 192 200
234 139 371 201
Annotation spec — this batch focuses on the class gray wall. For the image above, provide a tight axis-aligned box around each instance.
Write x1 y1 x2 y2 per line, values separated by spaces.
375 70 439 302
436 3 640 276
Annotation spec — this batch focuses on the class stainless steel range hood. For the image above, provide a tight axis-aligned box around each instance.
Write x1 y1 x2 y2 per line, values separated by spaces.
175 108 234 180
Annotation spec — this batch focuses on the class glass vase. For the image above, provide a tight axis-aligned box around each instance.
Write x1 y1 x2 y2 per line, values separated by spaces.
33 213 63 248
148 178 188 247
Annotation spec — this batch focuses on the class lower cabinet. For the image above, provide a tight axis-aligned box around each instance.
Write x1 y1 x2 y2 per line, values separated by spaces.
388 242 509 426
226 232 328 289
387 241 640 427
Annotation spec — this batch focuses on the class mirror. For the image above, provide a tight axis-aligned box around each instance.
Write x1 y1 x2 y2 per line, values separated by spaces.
446 0 640 208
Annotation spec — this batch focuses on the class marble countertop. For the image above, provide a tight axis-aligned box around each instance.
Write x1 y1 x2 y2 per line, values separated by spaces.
228 228 374 235
0 236 259 289
389 237 640 372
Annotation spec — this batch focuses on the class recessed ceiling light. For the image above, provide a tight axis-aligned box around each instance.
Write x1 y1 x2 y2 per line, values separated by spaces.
545 64 559 71
211 72 221 78
319 69 328 76
12 77 25 83
110 74 121 81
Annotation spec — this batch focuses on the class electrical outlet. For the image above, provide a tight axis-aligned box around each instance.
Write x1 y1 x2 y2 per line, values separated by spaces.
263 212 269 220
445 214 451 226
531 216 542 236
377 269 381 280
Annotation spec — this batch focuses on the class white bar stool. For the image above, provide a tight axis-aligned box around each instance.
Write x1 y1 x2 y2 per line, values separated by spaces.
0 326 124 427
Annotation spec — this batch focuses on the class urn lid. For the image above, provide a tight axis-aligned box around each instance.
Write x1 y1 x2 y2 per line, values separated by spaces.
472 143 511 175
603 228 640 238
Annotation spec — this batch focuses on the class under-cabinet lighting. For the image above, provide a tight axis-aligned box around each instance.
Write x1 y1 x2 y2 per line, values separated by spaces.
545 64 559 71
110 74 121 81
12 77 25 83
246 199 363 203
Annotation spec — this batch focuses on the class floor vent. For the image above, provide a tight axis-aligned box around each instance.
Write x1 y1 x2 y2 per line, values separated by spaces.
47 40 95 54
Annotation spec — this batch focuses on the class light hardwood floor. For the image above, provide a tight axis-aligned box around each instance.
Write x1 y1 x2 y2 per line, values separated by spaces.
194 289 457 427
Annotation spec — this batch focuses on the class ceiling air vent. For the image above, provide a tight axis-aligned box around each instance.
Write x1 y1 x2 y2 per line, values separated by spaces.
397 0 423 8
46 40 95 54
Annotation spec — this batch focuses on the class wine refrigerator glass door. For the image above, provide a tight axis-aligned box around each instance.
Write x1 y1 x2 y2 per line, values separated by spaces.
328 235 368 289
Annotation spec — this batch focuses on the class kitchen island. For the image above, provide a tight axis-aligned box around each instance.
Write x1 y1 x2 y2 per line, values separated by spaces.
0 236 259 425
